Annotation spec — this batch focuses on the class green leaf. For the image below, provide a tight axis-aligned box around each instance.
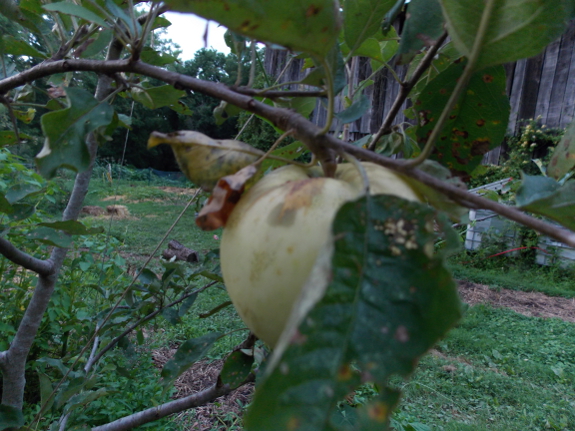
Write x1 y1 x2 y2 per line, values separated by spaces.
516 175 575 231
151 15 171 30
374 131 405 156
42 2 108 27
220 351 254 389
0 131 32 146
37 87 115 178
131 85 186 110
335 93 370 124
37 220 104 235
105 0 140 36
395 0 444 65
224 30 248 57
342 37 382 62
26 227 72 248
382 0 406 34
163 0 341 58
273 97 317 119
343 0 396 52
13 108 35 123
261 141 309 172
244 195 461 431
79 29 113 58
1 35 47 58
406 41 460 102
0 405 24 430
5 184 44 204
140 47 179 66
178 293 198 317
0 193 13 214
213 101 242 125
161 307 180 325
161 333 221 386
414 62 509 177
547 119 575 180
9 203 35 221
38 371 55 414
64 388 108 414
402 160 470 222
440 0 574 69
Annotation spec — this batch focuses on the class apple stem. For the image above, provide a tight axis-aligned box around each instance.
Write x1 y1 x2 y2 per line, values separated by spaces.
342 152 370 195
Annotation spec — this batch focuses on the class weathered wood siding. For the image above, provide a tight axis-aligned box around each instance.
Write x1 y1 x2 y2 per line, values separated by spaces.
264 20 575 161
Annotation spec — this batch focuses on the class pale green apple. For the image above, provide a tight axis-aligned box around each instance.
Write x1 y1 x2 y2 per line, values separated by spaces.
220 162 420 347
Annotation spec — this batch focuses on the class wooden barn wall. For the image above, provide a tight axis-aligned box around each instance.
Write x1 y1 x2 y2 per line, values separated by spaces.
264 20 575 164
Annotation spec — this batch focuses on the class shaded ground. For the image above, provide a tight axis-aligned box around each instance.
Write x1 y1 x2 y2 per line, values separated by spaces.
152 280 575 429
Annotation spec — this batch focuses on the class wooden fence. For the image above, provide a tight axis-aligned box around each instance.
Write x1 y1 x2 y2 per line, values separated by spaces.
264 20 575 164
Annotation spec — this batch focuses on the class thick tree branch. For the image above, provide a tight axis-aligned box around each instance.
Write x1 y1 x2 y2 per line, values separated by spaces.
91 334 256 431
91 377 255 431
233 86 327 98
0 237 53 275
1 41 124 412
0 58 573 249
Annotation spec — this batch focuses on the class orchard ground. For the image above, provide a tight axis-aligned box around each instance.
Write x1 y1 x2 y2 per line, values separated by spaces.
77 174 575 431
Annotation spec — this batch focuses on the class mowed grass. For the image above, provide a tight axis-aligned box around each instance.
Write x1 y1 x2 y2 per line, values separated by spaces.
78 177 221 257
391 305 575 430
72 176 575 430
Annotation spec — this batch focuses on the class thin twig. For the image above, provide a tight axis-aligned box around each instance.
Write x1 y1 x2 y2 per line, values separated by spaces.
89 281 216 369
368 31 448 151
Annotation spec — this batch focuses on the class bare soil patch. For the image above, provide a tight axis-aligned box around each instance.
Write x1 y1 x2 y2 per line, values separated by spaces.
152 347 253 430
458 280 575 322
158 187 198 195
101 195 127 202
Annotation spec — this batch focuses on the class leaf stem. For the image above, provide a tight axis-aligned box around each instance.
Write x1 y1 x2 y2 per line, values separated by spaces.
342 152 370 195
317 56 335 136
403 0 496 168
254 129 294 164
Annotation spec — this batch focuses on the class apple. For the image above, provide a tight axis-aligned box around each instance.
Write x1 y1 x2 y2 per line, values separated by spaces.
220 162 420 347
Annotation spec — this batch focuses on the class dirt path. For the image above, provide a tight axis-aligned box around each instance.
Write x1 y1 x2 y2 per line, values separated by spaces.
458 280 575 322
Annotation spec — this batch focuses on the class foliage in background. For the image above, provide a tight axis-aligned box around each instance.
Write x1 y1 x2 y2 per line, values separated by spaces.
1 0 575 430
469 119 564 189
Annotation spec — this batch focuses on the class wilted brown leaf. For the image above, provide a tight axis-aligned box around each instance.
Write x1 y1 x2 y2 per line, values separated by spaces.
195 164 259 231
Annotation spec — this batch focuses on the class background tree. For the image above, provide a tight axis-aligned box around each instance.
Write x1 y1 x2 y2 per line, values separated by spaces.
0 1 574 430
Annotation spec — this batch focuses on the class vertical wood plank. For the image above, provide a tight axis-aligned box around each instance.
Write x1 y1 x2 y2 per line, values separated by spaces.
507 59 527 134
547 23 575 128
370 67 388 133
518 52 545 128
560 25 575 128
535 38 561 123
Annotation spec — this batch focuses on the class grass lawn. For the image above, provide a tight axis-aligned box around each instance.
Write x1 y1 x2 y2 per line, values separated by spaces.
69 175 575 431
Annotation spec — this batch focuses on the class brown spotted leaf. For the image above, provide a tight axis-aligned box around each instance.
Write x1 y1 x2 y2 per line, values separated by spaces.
244 195 461 431
148 131 264 192
414 61 510 178
195 164 259 231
